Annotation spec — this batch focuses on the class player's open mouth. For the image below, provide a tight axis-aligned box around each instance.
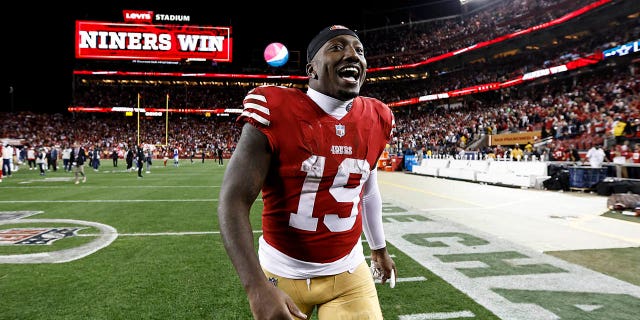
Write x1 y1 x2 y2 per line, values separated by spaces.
338 66 360 83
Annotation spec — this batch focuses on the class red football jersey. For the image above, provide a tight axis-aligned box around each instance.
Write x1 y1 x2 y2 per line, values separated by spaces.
238 86 394 263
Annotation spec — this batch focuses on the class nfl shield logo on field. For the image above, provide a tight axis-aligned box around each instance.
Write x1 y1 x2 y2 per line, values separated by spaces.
335 124 345 137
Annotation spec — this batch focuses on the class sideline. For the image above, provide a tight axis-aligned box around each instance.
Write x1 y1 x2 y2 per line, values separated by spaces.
377 171 640 319
377 171 640 251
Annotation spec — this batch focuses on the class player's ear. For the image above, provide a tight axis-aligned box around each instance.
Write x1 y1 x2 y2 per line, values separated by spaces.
306 63 317 79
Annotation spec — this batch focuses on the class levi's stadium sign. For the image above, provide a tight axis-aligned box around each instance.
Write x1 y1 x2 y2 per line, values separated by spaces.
75 20 232 62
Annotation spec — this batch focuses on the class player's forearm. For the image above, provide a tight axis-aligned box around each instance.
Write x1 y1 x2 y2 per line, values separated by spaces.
218 202 267 291
361 169 386 250
218 124 272 292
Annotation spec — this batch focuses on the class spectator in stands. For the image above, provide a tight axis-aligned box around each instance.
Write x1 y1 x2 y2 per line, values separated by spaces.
603 131 616 152
568 144 581 164
604 144 615 163
625 118 639 141
524 141 534 159
549 143 563 161
457 146 466 159
629 143 640 178
218 25 396 320
615 140 633 178
511 143 524 161
585 144 607 168
495 145 505 159
415 147 424 163
404 146 415 157
613 116 627 144
504 147 512 160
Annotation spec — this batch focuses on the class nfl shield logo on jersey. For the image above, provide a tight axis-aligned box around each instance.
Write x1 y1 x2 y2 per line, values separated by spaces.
335 124 345 137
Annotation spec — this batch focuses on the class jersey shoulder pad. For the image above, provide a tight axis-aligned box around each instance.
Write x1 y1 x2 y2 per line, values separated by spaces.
240 86 302 127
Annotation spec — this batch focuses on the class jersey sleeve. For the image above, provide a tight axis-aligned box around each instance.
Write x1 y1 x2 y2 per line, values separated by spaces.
237 86 279 152
238 86 271 128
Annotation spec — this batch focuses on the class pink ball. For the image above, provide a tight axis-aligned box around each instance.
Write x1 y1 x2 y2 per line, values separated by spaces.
263 42 289 67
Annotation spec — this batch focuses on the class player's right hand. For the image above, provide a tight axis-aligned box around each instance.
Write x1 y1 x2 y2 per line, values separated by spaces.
248 283 307 320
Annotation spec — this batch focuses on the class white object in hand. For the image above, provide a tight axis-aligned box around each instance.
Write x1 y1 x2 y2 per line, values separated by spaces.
370 261 395 288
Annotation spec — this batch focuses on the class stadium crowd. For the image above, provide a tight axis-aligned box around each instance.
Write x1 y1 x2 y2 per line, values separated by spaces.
2 0 639 178
2 63 638 176
388 67 640 162
361 0 600 67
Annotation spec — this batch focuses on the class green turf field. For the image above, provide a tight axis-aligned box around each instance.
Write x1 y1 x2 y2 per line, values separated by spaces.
0 161 637 319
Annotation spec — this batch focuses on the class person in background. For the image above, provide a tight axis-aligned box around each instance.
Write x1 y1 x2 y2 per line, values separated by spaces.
111 148 118 167
568 144 581 164
218 25 396 320
18 146 26 166
36 147 47 176
145 146 153 174
27 145 36 170
70 142 87 184
173 146 180 167
585 144 607 168
216 146 224 166
126 146 134 172
49 145 58 172
2 143 13 177
62 144 72 172
91 144 101 172
511 144 524 161
524 141 534 160
163 148 170 167
136 144 145 178
629 143 640 179
0 144 3 182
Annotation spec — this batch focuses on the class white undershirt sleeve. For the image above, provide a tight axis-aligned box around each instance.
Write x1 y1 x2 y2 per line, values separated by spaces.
361 168 386 250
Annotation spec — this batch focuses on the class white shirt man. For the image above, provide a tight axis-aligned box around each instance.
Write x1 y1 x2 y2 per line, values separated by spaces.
2 144 14 176
586 145 606 168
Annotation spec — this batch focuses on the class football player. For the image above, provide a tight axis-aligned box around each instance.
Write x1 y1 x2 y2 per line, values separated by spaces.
218 25 397 320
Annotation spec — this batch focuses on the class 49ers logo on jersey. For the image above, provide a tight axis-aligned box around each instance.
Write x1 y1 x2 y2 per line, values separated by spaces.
331 145 353 155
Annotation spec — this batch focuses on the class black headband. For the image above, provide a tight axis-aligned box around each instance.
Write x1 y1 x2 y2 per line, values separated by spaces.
306 25 359 62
